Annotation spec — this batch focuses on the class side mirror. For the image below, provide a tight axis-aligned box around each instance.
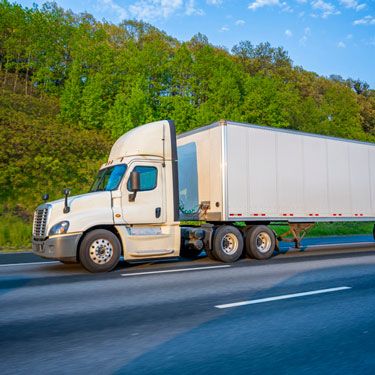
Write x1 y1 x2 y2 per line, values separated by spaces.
63 188 71 213
128 171 140 202
42 193 49 202
63 188 71 196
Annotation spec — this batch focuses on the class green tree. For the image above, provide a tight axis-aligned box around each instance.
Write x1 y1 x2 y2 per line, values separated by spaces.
104 78 153 138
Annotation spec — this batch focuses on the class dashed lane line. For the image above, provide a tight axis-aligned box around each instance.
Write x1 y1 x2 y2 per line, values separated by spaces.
215 286 352 309
121 265 231 277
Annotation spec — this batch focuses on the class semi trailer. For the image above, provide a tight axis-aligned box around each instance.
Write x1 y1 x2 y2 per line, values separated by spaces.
32 120 375 272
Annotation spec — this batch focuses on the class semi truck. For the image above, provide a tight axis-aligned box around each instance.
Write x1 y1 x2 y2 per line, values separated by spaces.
32 120 375 272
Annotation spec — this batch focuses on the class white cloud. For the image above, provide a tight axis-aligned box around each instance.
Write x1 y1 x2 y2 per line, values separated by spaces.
299 35 308 45
353 15 375 25
206 0 223 5
247 0 293 12
285 29 293 37
129 0 182 20
248 0 280 11
281 1 293 12
220 25 230 31
337 41 346 48
311 0 340 18
127 0 203 21
96 0 128 20
185 0 204 15
296 0 307 3
339 0 366 11
235 19 246 25
299 27 311 45
346 33 353 39
356 3 366 10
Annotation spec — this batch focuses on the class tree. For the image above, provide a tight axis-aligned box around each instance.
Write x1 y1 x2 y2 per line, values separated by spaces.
104 78 153 138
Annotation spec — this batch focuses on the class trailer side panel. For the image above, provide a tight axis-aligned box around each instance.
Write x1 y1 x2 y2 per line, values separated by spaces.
225 122 375 221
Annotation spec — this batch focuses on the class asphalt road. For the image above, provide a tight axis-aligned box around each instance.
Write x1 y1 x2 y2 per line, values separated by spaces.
0 236 374 374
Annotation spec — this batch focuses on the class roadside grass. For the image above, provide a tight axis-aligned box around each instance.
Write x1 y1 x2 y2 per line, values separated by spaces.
0 215 32 251
0 217 373 253
270 222 374 238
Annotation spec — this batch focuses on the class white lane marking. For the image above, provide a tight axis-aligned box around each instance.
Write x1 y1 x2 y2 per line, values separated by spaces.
0 261 60 267
215 286 352 309
121 265 231 277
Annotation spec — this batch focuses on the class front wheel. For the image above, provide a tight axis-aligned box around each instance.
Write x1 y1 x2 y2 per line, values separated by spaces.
245 225 275 260
79 229 121 273
212 225 244 263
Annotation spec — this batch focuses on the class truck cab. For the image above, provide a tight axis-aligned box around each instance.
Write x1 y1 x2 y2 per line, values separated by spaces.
32 120 181 272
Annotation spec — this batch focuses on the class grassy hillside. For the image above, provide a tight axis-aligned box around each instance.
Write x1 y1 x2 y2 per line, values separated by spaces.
0 85 112 249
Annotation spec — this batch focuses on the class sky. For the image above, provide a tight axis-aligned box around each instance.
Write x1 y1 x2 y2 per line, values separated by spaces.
16 0 375 87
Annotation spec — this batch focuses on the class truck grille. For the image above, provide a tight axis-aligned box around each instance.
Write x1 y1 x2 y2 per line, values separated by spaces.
33 206 50 239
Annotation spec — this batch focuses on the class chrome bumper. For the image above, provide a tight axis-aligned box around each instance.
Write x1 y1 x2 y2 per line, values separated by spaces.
32 233 82 263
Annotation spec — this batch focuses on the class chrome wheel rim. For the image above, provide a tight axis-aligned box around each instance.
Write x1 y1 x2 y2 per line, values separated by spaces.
221 233 239 255
256 232 272 253
89 239 113 264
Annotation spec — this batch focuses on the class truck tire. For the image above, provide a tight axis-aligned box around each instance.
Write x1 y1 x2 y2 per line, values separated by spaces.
212 225 244 263
245 225 275 260
205 247 218 261
79 229 121 273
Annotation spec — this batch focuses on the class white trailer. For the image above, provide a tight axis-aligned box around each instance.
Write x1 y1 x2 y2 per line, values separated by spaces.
178 120 375 223
32 120 375 272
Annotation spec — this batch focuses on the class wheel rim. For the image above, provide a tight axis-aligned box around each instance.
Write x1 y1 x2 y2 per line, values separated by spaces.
89 239 113 265
221 233 239 255
256 232 272 253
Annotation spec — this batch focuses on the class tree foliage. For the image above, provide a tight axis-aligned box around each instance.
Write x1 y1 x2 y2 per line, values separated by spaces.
0 88 112 217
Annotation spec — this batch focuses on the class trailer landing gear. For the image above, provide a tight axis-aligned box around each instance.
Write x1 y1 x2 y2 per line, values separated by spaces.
277 223 314 250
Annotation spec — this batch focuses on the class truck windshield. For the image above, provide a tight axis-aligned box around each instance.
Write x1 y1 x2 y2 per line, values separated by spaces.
90 164 127 192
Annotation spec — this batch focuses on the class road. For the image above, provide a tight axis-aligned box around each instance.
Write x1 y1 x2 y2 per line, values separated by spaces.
0 236 374 374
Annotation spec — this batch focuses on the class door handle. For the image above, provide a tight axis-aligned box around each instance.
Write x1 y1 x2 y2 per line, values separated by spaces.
155 207 161 218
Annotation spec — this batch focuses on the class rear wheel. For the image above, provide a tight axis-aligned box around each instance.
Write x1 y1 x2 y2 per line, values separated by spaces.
79 229 121 273
212 225 244 263
245 225 275 260
205 247 218 261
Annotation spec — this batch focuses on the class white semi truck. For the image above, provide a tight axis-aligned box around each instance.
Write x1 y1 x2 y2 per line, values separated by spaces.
32 120 375 272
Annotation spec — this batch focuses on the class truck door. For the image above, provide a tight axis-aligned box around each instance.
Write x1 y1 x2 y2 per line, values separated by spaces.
122 162 165 224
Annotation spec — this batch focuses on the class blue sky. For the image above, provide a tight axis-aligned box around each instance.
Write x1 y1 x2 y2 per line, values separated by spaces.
17 0 375 87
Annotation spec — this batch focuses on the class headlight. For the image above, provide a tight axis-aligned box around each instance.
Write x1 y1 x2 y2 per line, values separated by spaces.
49 221 70 236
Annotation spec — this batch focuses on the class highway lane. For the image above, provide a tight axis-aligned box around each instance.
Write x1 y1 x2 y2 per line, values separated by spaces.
0 237 374 374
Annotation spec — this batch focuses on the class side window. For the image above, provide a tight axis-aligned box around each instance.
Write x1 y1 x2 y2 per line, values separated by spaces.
128 166 158 191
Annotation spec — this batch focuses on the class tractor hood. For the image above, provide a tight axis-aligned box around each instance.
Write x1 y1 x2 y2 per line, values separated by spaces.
38 191 114 235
